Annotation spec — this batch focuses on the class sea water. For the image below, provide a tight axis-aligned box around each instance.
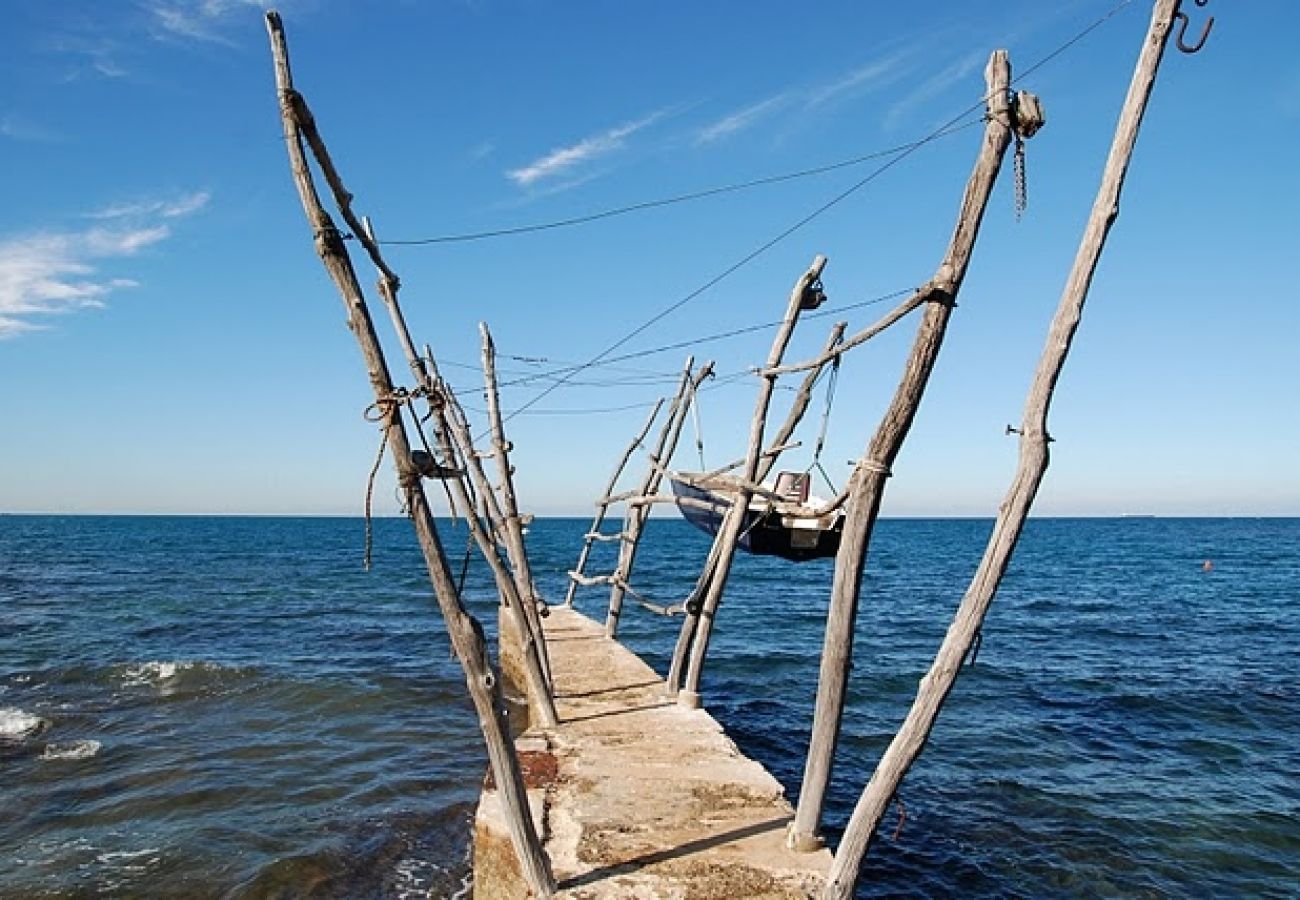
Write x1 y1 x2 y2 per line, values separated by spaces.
1 515 1297 897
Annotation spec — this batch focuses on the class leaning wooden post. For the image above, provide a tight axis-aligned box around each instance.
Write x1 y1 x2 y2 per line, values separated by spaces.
358 217 558 730
676 255 827 708
264 14 554 896
480 323 552 684
665 321 845 697
564 398 664 607
605 357 710 638
823 6 1181 893
789 50 1020 852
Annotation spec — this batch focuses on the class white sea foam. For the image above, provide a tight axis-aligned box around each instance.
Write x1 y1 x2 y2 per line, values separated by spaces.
0 707 48 740
40 740 102 761
118 661 189 687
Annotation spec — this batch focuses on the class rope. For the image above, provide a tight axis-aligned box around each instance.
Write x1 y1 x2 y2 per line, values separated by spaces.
362 414 393 572
690 378 706 470
808 356 840 471
456 529 474 595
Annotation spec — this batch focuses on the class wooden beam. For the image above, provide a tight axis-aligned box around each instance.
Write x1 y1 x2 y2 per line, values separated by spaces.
823 5 1178 892
790 50 1017 853
263 13 554 896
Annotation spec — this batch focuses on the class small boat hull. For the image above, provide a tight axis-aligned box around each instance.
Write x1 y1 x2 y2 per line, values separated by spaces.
670 475 842 562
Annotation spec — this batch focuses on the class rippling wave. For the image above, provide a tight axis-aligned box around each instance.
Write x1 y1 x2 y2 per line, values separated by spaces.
2 515 1298 897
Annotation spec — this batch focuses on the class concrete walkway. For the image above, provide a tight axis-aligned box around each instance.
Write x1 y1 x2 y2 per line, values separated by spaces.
474 607 830 898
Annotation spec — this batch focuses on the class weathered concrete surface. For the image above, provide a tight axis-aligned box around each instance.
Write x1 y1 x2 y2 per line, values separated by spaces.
475 606 830 898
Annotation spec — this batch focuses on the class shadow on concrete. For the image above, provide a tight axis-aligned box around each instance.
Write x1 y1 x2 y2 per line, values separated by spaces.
557 680 661 700
560 816 790 890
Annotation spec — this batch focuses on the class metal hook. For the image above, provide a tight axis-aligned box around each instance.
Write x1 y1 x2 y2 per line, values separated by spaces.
1174 0 1213 54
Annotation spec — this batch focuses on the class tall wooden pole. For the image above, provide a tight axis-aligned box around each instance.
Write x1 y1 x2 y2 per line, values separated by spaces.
481 323 552 684
789 50 1017 851
823 5 1182 894
564 398 664 607
264 14 554 895
676 255 827 708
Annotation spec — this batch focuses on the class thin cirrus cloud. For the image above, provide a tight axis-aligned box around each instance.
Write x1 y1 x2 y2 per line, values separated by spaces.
146 0 275 44
0 192 209 338
692 49 915 147
882 50 985 131
506 111 669 188
694 94 791 145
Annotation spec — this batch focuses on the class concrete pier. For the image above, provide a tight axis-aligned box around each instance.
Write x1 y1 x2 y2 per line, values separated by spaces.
475 606 831 898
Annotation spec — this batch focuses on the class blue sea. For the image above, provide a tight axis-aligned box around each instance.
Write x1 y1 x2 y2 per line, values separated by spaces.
2 515 1298 898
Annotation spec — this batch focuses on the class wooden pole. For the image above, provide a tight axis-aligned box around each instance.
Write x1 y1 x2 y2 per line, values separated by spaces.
414 351 559 727
665 321 845 697
480 323 552 684
605 358 712 637
353 216 558 729
676 255 827 708
823 5 1180 893
264 14 554 896
564 398 664 606
789 50 1017 852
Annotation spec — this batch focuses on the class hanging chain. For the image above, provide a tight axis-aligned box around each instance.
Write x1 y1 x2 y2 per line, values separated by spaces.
1014 135 1027 221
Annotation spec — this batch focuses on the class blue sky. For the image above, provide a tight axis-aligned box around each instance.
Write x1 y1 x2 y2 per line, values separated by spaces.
2 0 1297 517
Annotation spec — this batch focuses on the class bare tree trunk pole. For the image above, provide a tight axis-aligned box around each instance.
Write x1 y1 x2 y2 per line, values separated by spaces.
790 51 1017 851
354 218 557 729
264 14 554 896
605 358 711 637
480 324 552 685
676 255 827 708
564 398 665 606
823 6 1180 894
665 321 845 697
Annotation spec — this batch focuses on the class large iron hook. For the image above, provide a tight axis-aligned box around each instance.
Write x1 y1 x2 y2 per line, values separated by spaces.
1174 0 1214 54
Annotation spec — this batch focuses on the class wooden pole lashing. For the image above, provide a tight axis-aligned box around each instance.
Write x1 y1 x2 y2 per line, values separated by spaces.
823 4 1180 892
790 49 1018 852
357 219 559 729
264 13 554 895
564 398 664 607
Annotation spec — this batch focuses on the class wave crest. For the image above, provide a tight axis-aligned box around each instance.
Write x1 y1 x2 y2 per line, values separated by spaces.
0 707 49 741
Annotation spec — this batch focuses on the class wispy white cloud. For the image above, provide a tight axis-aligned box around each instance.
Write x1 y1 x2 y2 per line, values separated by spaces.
882 50 985 131
146 0 274 45
86 191 212 221
806 51 912 109
695 94 791 145
506 111 668 187
43 33 130 82
0 192 208 338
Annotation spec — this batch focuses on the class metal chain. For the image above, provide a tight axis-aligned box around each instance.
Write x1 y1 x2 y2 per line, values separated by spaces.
1013 135 1024 222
